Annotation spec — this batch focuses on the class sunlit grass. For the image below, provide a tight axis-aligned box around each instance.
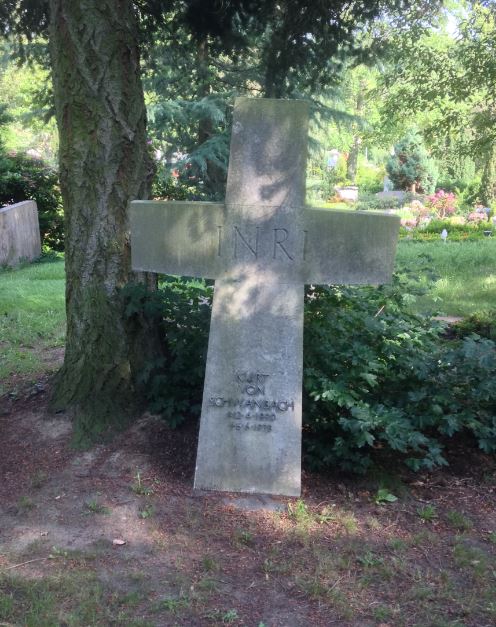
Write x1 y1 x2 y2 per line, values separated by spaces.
310 201 352 210
0 258 65 391
396 239 496 316
0 240 494 390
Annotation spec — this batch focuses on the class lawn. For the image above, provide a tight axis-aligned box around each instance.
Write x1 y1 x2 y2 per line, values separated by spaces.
0 258 65 394
395 239 496 316
1 239 494 391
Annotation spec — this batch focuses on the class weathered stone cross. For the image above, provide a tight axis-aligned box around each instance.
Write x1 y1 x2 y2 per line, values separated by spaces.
130 98 399 497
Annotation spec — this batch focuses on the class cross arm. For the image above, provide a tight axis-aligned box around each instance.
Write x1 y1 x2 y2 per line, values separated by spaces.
302 208 400 285
130 200 226 279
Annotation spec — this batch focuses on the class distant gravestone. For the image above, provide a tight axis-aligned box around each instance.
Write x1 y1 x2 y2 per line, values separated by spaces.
131 98 400 496
0 200 41 266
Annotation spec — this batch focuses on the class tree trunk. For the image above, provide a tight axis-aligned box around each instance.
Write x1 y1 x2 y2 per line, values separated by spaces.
346 83 365 184
481 143 496 209
346 136 361 184
48 0 155 442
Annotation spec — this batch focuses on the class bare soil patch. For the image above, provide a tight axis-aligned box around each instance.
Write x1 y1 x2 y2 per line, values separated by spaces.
0 377 495 626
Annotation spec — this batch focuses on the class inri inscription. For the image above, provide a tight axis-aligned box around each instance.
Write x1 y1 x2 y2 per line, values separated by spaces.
130 97 400 496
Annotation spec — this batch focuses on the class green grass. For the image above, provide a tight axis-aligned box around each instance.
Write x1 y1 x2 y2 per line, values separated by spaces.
0 258 65 392
310 201 352 210
0 240 494 392
396 239 496 316
0 571 152 626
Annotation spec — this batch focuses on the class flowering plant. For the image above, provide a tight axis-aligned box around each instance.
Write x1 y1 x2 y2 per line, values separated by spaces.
403 199 430 226
467 211 486 223
426 190 457 219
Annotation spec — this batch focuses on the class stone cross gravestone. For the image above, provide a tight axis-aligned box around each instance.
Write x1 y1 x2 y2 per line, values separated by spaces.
130 98 400 497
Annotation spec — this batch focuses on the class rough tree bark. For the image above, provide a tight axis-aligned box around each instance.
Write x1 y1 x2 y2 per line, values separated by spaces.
49 0 155 440
481 143 496 209
346 82 365 185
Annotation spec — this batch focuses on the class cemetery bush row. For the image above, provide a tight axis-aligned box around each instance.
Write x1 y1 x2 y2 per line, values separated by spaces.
123 262 496 474
400 219 494 241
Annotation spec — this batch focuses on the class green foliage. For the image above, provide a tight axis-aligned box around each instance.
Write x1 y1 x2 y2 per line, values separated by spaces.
355 194 407 212
355 162 384 194
83 500 110 515
459 177 482 209
401 219 494 242
0 149 63 250
0 258 65 394
303 263 441 472
303 260 496 473
152 167 201 202
374 489 398 505
124 254 496 473
386 130 438 194
417 505 437 521
123 277 212 428
447 510 473 532
453 311 496 342
308 157 350 202
147 95 230 200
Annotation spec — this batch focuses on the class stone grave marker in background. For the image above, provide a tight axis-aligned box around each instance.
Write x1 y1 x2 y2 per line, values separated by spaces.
0 200 41 266
131 98 400 496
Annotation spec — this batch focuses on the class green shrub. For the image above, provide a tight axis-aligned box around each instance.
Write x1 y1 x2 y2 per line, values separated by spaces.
355 194 407 212
0 150 63 251
310 160 350 201
355 162 384 194
400 219 494 241
123 263 496 473
453 311 496 341
386 131 438 194
458 177 482 209
152 168 200 201
123 277 212 427
303 266 496 472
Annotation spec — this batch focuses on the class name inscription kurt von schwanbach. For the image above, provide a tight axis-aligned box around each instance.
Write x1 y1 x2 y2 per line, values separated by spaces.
208 372 295 434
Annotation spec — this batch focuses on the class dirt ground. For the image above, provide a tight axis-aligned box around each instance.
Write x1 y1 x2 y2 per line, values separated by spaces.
1 373 496 627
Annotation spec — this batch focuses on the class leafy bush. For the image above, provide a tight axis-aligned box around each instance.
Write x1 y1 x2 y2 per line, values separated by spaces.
152 160 204 201
124 264 496 473
458 177 482 209
386 130 438 194
426 190 457 219
354 195 403 212
400 219 493 241
123 277 212 427
355 162 384 193
453 311 496 341
311 158 349 201
0 150 63 251
303 264 496 472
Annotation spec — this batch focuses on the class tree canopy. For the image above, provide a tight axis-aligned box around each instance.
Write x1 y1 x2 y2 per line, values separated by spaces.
0 0 448 436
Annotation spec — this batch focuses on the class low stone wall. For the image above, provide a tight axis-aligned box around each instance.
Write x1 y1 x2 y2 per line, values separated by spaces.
0 200 41 266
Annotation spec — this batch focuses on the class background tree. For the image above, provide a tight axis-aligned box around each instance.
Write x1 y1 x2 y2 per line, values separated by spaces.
386 130 438 193
0 0 442 438
377 2 496 203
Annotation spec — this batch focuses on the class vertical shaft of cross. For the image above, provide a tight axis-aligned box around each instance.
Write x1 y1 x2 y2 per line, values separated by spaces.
194 99 309 495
